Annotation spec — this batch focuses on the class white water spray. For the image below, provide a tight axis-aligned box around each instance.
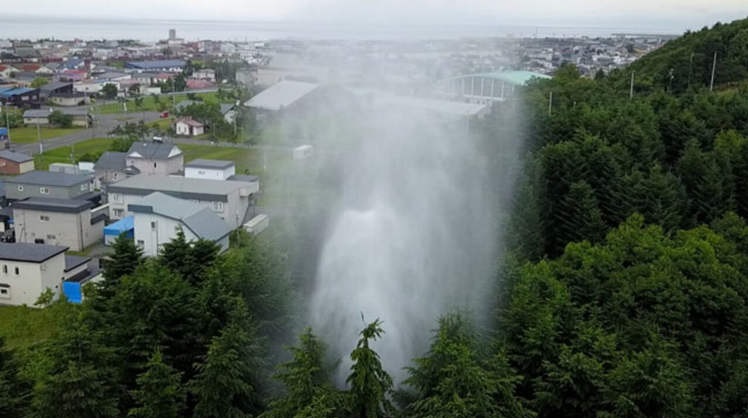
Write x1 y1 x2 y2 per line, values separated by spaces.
309 99 511 382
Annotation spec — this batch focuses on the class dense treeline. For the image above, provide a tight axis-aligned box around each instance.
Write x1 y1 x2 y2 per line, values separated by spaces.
609 17 748 93
4 18 748 417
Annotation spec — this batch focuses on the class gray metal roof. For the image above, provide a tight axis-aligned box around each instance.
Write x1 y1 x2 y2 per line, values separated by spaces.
13 197 94 213
185 159 234 169
0 242 67 263
0 150 32 163
175 100 199 111
23 107 90 118
39 81 72 94
127 142 181 160
228 174 259 183
108 174 257 202
6 170 90 187
128 192 231 241
244 80 320 111
64 255 90 272
94 152 126 171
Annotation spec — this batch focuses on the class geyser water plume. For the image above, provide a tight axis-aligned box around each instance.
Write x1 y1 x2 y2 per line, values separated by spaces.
310 99 514 383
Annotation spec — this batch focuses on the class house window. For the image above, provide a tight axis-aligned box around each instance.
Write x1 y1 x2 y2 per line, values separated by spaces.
150 221 157 229
136 240 144 248
153 162 157 168
212 201 224 211
16 185 23 191
80 184 88 191
2 265 6 274
14 267 19 275
40 187 49 194
113 209 124 218
0 284 9 299
40 215 49 221
46 234 56 240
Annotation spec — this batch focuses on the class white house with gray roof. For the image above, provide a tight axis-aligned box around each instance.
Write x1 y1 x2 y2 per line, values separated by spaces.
129 192 232 256
106 174 259 229
126 142 183 176
94 151 139 186
4 171 93 201
0 242 92 306
184 159 236 181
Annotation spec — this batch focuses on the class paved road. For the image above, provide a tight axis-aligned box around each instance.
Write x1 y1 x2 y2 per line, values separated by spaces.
14 111 162 155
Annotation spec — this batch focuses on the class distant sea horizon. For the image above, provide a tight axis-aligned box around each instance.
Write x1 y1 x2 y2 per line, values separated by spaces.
0 15 687 42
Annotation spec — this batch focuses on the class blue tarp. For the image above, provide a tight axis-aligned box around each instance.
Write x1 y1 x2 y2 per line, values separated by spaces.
62 282 83 304
104 216 134 237
0 128 8 136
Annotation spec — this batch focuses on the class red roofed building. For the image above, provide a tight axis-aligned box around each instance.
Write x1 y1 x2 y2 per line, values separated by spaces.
186 79 214 90
18 64 41 73
175 117 204 136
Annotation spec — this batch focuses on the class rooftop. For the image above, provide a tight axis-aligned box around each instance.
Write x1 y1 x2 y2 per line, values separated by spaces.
64 255 90 273
0 87 37 98
0 242 67 263
127 141 181 160
129 192 232 242
13 197 94 213
0 150 32 163
108 174 258 201
186 159 235 169
94 151 126 171
244 80 320 111
125 60 186 70
5 170 90 187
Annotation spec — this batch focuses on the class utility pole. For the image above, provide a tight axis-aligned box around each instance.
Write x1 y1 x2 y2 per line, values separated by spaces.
629 71 635 99
37 122 42 154
710 51 717 92
548 91 553 117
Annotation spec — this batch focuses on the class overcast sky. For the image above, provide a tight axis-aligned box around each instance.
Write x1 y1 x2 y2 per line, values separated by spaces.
6 0 747 28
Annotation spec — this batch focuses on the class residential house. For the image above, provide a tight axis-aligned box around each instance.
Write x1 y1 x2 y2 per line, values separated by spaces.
220 103 238 124
0 87 40 107
74 79 118 95
94 151 139 186
175 118 204 136
13 197 107 251
126 142 183 175
107 174 259 229
193 68 216 82
0 242 94 306
0 65 19 79
0 150 34 175
4 171 93 201
185 159 236 181
129 192 232 256
39 81 73 99
23 108 91 127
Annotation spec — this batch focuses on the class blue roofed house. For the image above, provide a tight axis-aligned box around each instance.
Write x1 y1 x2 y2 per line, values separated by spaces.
128 192 232 256
0 87 40 108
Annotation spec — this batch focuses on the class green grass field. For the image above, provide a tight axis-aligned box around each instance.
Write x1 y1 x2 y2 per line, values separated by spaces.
8 126 84 145
0 304 71 350
34 137 113 170
94 92 221 115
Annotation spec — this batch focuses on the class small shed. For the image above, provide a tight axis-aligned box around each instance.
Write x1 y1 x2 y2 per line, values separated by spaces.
104 216 134 245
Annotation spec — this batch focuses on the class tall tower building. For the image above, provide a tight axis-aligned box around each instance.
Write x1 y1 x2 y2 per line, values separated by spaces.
169 29 176 41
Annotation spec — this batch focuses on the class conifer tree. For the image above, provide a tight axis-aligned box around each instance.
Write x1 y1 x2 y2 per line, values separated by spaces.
128 350 185 418
346 319 394 418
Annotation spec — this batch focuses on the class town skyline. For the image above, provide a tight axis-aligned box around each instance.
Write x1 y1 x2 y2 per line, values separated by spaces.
4 1 746 30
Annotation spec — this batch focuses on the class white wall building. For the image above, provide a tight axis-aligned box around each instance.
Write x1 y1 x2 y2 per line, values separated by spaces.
184 159 236 181
107 174 259 230
129 192 232 257
0 243 90 306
